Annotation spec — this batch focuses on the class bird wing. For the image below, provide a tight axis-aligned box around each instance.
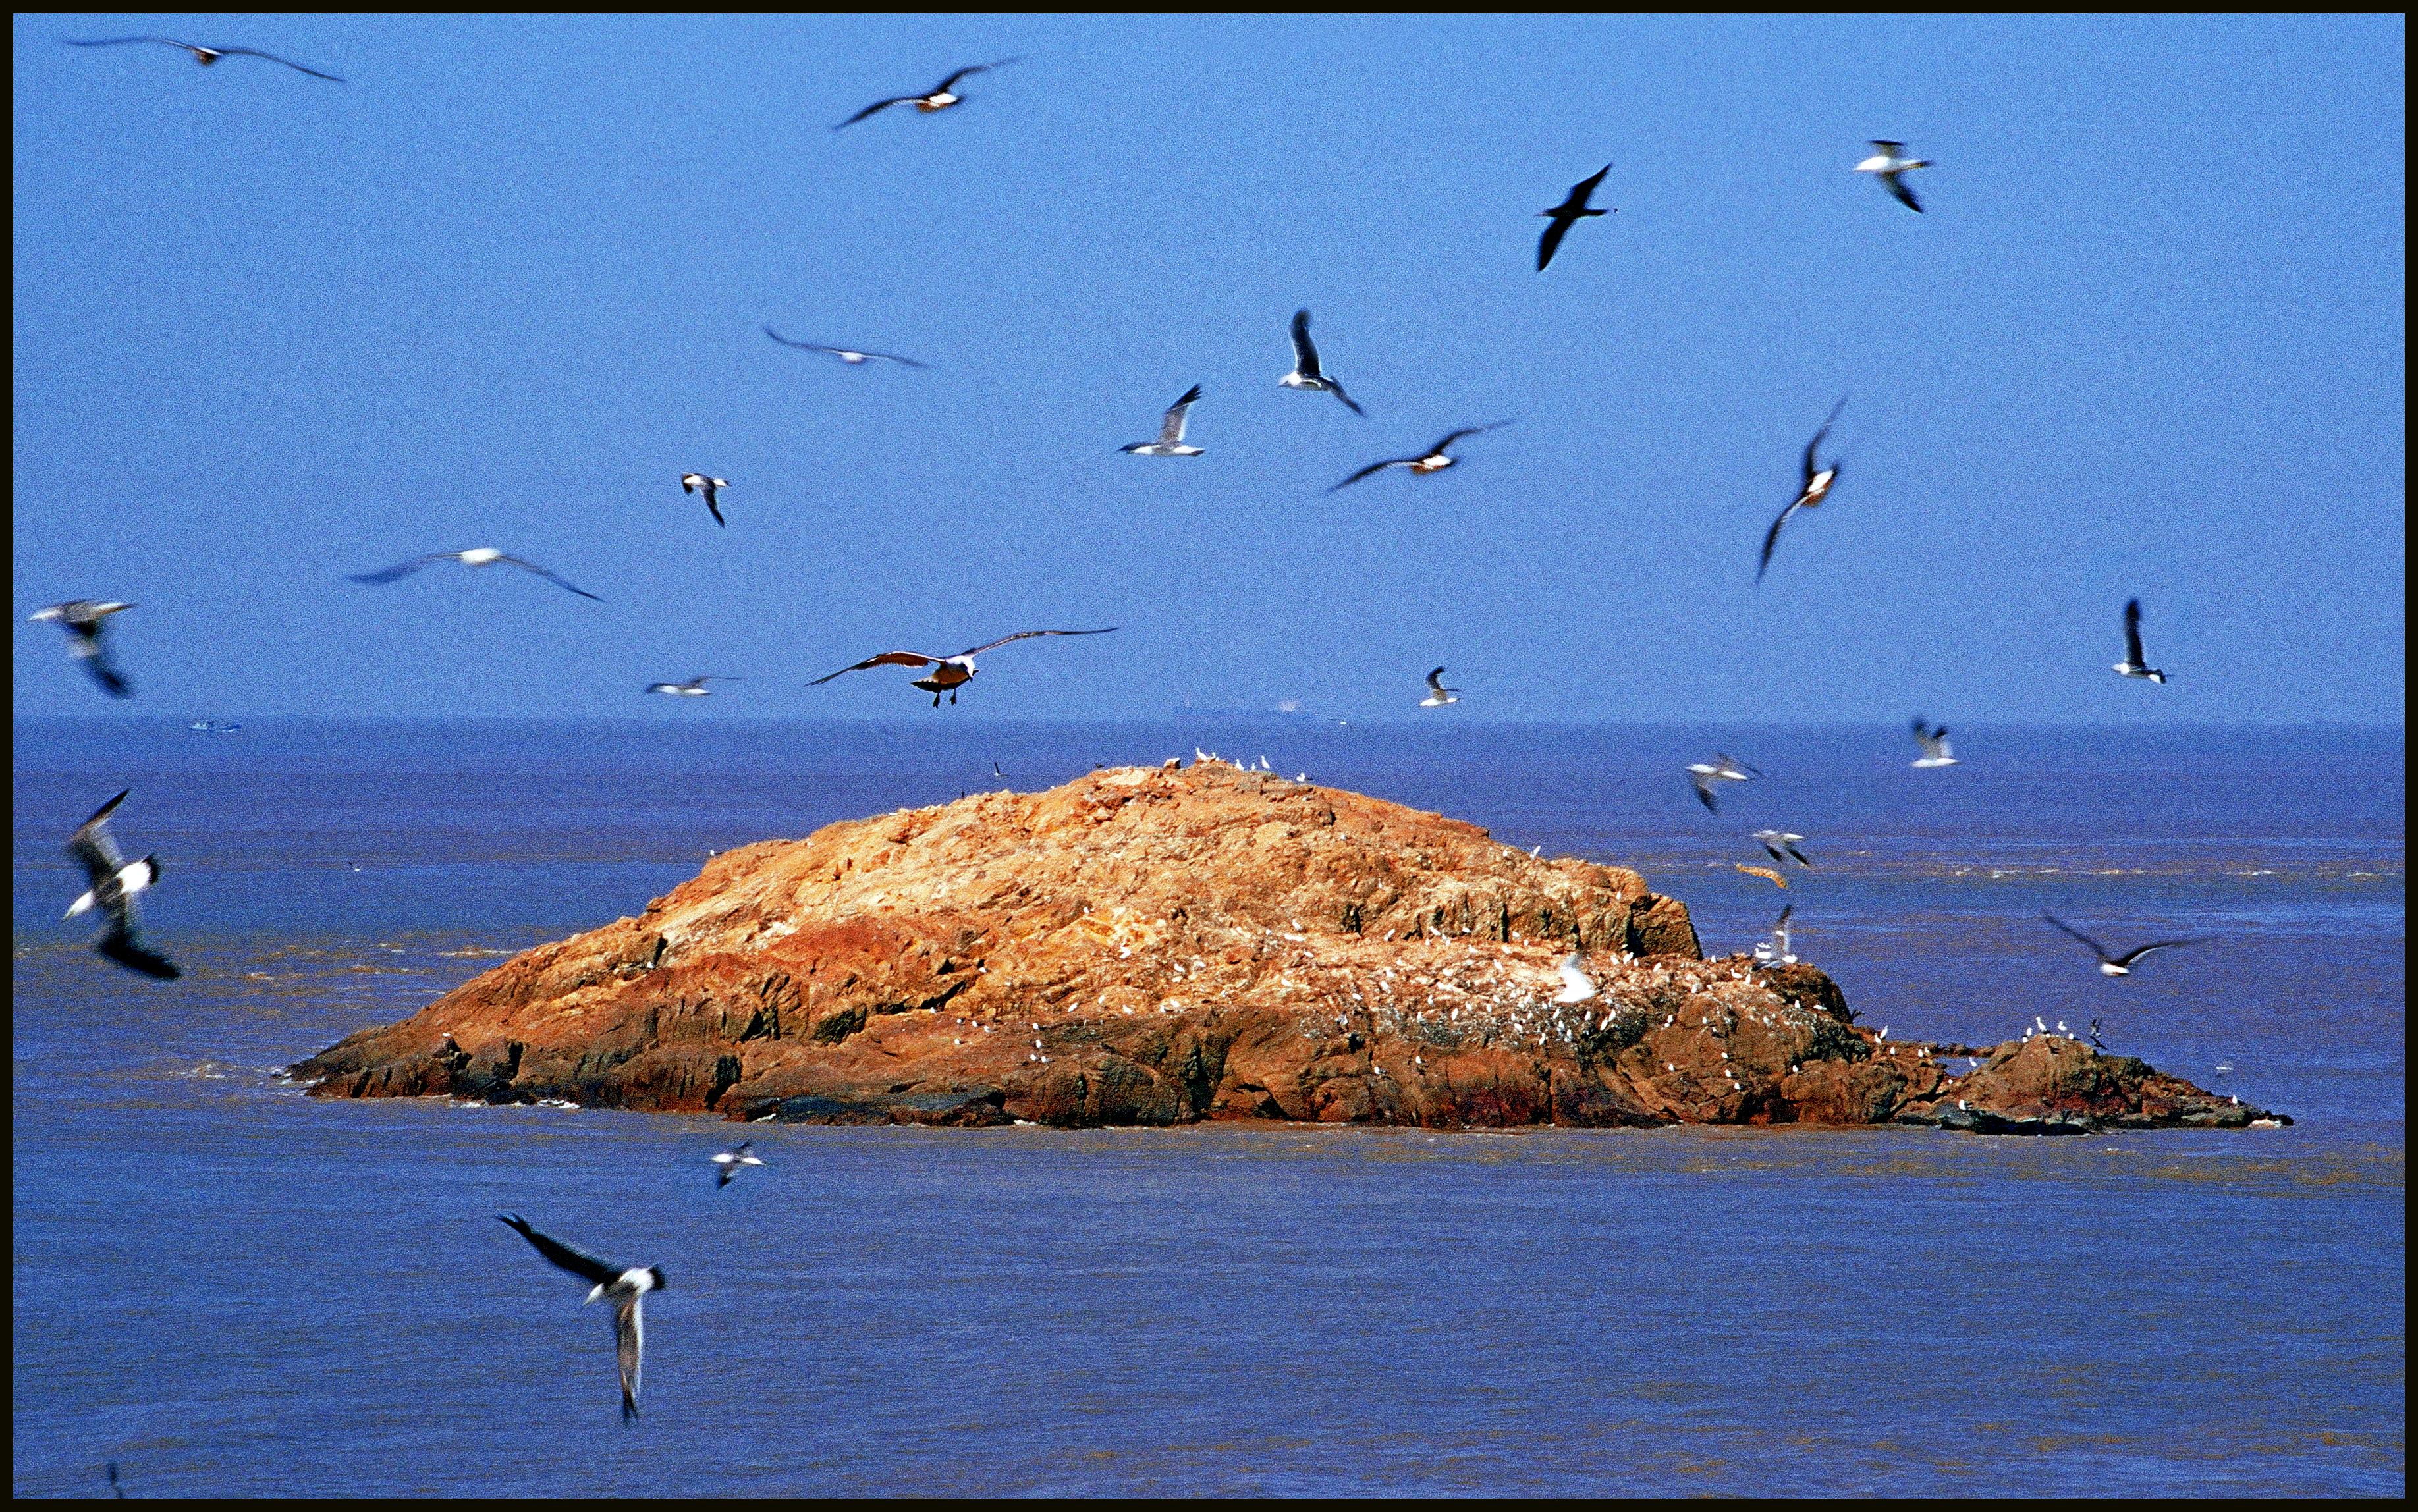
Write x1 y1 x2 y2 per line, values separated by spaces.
1882 172 1923 213
954 628 1119 657
97 925 179 980
1428 426 1487 455
1693 772 1718 813
1159 384 1202 443
2040 913 2114 961
78 646 134 697
835 95 914 128
1569 163 1613 203
1774 904 1794 929
67 790 132 887
63 36 194 49
1426 666 1448 693
2124 598 2147 666
810 651 946 684
2112 940 2197 968
1323 377 1365 416
861 350 929 368
1756 500 1799 583
1289 308 1321 378
1803 397 1847 483
933 57 1016 94
763 327 838 352
346 554 447 586
1785 840 1811 865
613 1291 644 1424
716 1162 736 1189
213 47 343 80
497 1214 620 1287
1327 458 1408 493
1869 140 1905 151
1536 215 1574 272
497 556 604 601
701 486 725 528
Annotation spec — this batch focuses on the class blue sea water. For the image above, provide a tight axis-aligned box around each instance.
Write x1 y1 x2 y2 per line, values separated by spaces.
11 718 2404 1496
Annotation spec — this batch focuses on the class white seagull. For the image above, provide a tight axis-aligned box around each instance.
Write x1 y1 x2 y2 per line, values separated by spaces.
1688 753 1762 813
1121 385 1205 456
1553 952 1599 1004
1756 397 1846 584
2041 914 2199 977
2114 597 2168 683
1279 308 1363 416
678 474 729 527
1753 830 1812 866
1751 904 1796 967
496 1214 663 1424
646 676 738 697
1854 141 1929 213
1420 667 1460 707
64 34 343 80
63 789 178 980
347 549 601 601
835 59 1018 129
810 628 1117 707
1910 719 1958 767
29 601 137 698
711 1141 765 1189
1329 423 1511 492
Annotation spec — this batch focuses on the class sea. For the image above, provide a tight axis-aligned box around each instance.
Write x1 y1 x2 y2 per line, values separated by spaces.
11 718 2404 1496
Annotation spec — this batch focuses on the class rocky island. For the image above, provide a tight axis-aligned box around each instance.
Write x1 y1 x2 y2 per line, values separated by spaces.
292 759 2285 1136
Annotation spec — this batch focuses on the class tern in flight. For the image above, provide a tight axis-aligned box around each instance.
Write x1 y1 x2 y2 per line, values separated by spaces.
1854 141 1929 213
2041 915 2199 977
1754 830 1812 866
1536 163 1612 271
347 549 602 601
1120 385 1205 456
2113 598 2168 683
496 1214 663 1425
1552 952 1599 1004
64 35 343 80
810 628 1117 707
1420 668 1460 707
712 1141 765 1189
646 676 738 697
29 601 137 699
1328 423 1510 492
678 474 729 527
1910 719 1958 768
1756 398 1847 583
63 790 178 980
764 327 929 369
1278 308 1363 416
835 59 1018 128
1688 753 1761 813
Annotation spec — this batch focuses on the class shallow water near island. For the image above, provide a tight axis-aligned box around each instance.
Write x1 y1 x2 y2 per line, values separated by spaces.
12 718 2405 1495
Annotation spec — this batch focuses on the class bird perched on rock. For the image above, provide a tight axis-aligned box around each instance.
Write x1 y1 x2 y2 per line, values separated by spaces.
29 601 137 698
496 1214 663 1424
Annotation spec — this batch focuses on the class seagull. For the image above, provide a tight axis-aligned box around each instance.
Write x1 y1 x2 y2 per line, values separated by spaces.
1753 830 1812 866
1553 952 1599 1004
1420 667 1460 707
646 676 738 697
678 474 729 527
1752 904 1796 966
2087 1017 2107 1049
809 628 1117 707
64 35 343 81
711 1141 764 1189
2114 597 2168 683
1854 141 1929 213
1536 163 1612 271
763 327 929 369
63 790 178 980
1120 385 1205 456
835 59 1019 129
495 1214 663 1425
1329 423 1512 492
1688 753 1761 813
189 718 242 733
28 601 137 698
2041 913 2199 977
1910 719 1959 767
347 549 601 601
1278 308 1363 415
1756 398 1847 584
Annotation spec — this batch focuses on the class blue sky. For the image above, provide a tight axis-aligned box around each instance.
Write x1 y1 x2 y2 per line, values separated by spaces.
13 14 2404 722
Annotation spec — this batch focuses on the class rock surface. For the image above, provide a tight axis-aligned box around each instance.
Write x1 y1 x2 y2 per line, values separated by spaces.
292 759 2286 1135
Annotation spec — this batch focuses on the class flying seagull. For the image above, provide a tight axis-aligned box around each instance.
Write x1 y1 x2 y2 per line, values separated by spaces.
1552 952 1599 1004
711 1141 764 1189
1756 397 1847 584
496 1214 663 1425
2041 914 2199 977
347 549 602 601
63 789 178 980
2114 597 2167 683
1120 385 1204 455
835 59 1018 129
1279 308 1363 416
1752 904 1796 966
669 473 727 528
1420 667 1460 707
29 601 136 698
646 676 738 697
1754 830 1812 866
763 327 929 369
1328 422 1511 492
1854 140 1929 213
1537 163 1612 271
64 36 343 81
190 718 242 733
1910 718 1958 767
1688 753 1761 813
810 628 1118 707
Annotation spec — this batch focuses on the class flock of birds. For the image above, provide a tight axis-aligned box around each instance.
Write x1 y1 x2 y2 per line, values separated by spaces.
34 33 2206 1428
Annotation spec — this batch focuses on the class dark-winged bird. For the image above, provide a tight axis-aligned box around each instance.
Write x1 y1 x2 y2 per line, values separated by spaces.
497 1214 664 1425
712 1141 764 1189
1120 385 1205 456
1537 164 1612 271
1279 308 1363 415
30 601 137 698
1854 141 1929 212
64 36 342 80
1329 423 1511 492
1757 398 1846 583
810 628 1118 707
2041 914 2198 977
347 548 601 601
835 59 1018 129
2113 598 2167 683
764 327 929 368
679 474 728 527
64 790 178 980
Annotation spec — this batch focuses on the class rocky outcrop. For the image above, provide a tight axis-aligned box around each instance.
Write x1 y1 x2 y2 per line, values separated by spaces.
290 759 2286 1135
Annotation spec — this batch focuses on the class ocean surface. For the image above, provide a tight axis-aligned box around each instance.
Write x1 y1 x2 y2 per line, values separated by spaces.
12 718 2404 1496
